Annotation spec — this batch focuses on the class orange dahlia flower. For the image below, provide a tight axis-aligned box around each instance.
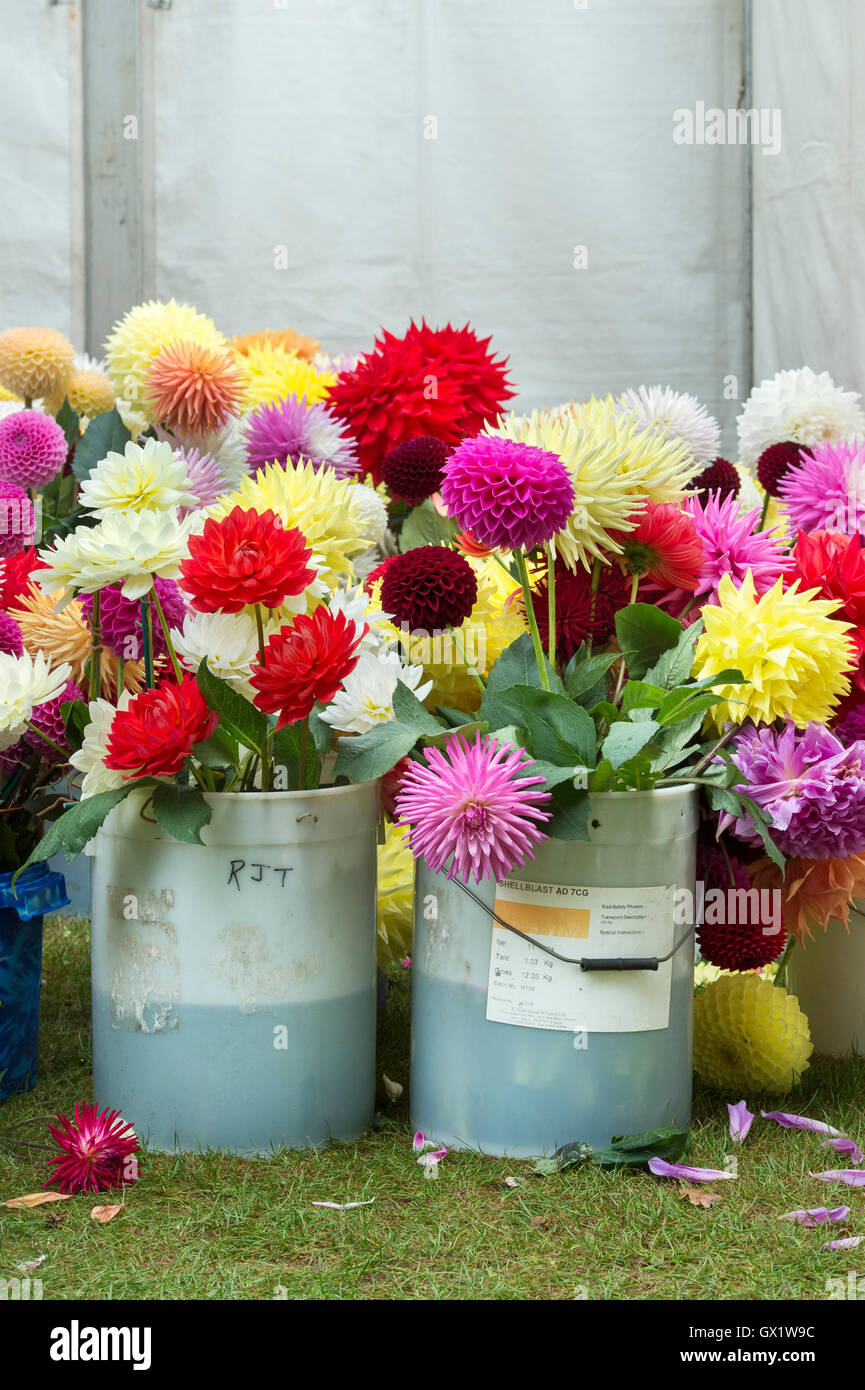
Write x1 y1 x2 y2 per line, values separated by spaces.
145 340 244 436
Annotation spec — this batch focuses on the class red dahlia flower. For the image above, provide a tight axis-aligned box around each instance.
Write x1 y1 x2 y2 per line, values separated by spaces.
45 1103 140 1195
380 546 478 633
179 505 315 613
788 529 865 694
250 607 365 727
612 502 704 590
104 674 218 777
328 321 514 481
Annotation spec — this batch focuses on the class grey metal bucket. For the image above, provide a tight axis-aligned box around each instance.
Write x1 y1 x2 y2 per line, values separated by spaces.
410 786 698 1157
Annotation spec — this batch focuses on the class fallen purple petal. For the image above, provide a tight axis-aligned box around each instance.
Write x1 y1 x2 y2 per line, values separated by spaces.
417 1147 448 1167
823 1137 864 1165
648 1158 735 1183
779 1206 850 1227
311 1199 376 1210
728 1100 755 1143
761 1110 841 1136
824 1236 864 1251
810 1170 865 1187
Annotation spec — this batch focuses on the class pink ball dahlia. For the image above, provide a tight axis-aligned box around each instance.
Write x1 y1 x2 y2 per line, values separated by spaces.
243 394 360 478
0 609 23 656
45 1102 140 1195
0 408 68 489
381 436 451 507
441 435 574 551
0 480 35 557
380 546 478 632
80 578 186 661
395 732 551 884
21 679 84 764
778 439 865 535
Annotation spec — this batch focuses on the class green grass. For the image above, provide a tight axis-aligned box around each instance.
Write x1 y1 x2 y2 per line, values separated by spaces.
0 914 863 1300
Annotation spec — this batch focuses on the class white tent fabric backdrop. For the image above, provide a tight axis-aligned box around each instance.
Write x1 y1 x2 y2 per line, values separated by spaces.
11 0 861 454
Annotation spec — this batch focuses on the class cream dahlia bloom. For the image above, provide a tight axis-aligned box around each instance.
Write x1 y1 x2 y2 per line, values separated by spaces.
78 438 195 517
70 692 132 798
0 651 72 749
321 646 432 734
326 583 397 652
736 367 865 469
616 384 721 467
170 610 280 697
35 508 194 604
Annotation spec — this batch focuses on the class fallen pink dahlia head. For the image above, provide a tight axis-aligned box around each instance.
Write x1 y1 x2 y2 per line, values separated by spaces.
45 1102 140 1195
394 731 550 884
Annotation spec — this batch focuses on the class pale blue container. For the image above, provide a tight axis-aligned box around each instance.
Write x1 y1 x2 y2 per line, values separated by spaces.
410 787 698 1157
0 863 70 1099
89 784 381 1154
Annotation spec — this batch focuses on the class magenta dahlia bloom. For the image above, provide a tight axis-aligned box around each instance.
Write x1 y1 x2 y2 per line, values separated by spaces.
177 447 228 512
395 732 551 884
0 480 35 557
720 720 865 859
441 435 574 551
778 439 865 536
45 1102 140 1195
244 394 360 478
80 577 186 660
0 408 68 489
0 609 23 656
648 491 790 611
21 679 84 764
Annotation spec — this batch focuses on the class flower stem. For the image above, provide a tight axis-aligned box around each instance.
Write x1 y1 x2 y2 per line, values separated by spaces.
772 934 796 989
514 549 550 691
116 656 125 697
88 589 101 700
254 604 267 667
689 725 737 779
447 624 485 694
585 557 602 658
758 491 771 531
184 757 208 792
24 720 67 759
140 596 154 689
254 607 273 792
297 717 308 791
629 571 640 606
545 543 556 670
149 579 184 683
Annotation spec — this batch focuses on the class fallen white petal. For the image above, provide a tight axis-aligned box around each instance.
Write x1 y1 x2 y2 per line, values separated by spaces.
311 1199 377 1210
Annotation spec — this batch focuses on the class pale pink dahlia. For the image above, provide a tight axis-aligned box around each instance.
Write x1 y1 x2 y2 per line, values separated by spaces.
0 408 68 489
176 447 228 512
395 733 551 884
441 435 574 551
778 439 865 536
647 491 790 611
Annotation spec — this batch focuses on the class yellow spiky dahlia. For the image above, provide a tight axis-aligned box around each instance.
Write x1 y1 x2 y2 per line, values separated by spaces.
693 572 855 728
45 367 115 421
210 460 370 587
237 343 334 410
377 822 414 968
694 973 812 1093
231 328 321 362
9 585 143 695
104 299 226 421
555 395 700 504
0 327 75 402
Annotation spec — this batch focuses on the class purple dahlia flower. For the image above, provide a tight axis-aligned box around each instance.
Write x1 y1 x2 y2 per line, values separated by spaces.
243 394 360 478
441 434 574 551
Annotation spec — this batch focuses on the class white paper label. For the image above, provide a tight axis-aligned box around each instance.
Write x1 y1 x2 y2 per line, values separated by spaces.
485 879 676 1034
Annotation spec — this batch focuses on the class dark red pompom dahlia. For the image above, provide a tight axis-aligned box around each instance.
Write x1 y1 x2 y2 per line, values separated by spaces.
693 457 740 500
381 436 451 507
179 505 315 613
525 561 629 664
328 321 514 481
756 441 805 497
104 674 219 777
696 846 786 971
250 607 366 727
380 546 478 633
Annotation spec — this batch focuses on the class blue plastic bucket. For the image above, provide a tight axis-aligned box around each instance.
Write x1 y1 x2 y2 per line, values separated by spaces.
0 863 70 1100
410 787 698 1157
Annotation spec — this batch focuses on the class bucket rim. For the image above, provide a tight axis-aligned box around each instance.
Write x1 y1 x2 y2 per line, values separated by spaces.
118 781 381 805
587 785 698 801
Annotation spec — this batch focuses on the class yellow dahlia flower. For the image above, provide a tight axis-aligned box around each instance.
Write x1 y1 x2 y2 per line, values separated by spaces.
232 328 320 362
210 460 371 587
9 586 143 695
488 410 645 570
104 299 225 421
377 823 414 968
694 973 812 1092
0 327 75 402
45 367 115 421
238 344 334 410
555 395 700 504
693 572 855 728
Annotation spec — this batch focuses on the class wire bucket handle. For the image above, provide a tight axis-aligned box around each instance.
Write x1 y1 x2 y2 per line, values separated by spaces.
454 878 695 973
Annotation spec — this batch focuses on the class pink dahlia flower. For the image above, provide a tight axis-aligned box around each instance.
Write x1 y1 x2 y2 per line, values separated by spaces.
441 435 574 551
243 394 360 478
395 732 551 884
45 1102 140 1195
646 491 790 612
778 439 865 536
0 480 35 557
0 609 23 657
0 408 68 489
176 447 228 513
80 577 186 661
